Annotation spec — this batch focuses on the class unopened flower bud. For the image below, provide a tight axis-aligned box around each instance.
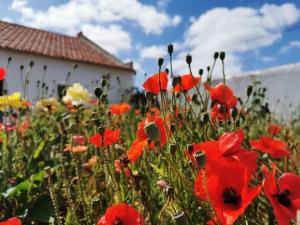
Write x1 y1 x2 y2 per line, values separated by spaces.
158 58 164 67
144 122 160 142
94 87 103 98
164 185 174 197
193 151 206 168
247 85 253 97
29 61 35 67
168 44 174 55
200 113 210 125
220 51 226 60
198 69 203 76
186 54 192 64
214 52 219 59
101 79 107 87
20 65 24 71
230 107 238 119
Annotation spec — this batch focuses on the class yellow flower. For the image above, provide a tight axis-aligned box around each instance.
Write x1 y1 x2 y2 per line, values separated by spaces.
36 97 59 112
63 83 90 105
0 92 22 110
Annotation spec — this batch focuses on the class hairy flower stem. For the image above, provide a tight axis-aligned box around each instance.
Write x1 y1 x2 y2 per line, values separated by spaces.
47 174 63 225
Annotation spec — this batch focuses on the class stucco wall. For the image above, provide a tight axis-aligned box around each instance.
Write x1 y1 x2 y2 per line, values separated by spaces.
0 49 134 103
217 63 300 118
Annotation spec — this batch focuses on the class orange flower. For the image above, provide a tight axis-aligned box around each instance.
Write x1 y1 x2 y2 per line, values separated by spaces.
143 72 168 94
109 103 131 115
127 139 147 162
82 156 98 169
64 144 88 153
89 129 120 147
173 74 200 92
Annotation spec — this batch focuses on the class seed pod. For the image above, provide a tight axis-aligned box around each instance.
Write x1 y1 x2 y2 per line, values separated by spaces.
214 52 219 59
220 51 226 60
144 122 160 142
158 58 164 67
94 87 103 98
186 54 192 64
168 44 174 55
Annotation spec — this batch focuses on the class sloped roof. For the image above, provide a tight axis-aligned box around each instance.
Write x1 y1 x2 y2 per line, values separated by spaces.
0 21 133 71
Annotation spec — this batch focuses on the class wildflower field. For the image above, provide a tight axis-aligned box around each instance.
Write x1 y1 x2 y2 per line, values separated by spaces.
0 47 300 225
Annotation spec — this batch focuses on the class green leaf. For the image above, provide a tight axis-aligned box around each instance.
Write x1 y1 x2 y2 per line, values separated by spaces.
33 140 46 159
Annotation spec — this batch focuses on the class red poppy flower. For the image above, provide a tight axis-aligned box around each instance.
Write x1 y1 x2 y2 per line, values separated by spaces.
194 161 261 225
89 129 120 147
143 72 168 94
0 67 6 81
0 217 21 225
209 82 237 108
109 103 131 115
186 130 257 174
173 74 201 92
127 139 147 162
264 165 300 225
136 115 168 148
250 136 290 158
73 135 85 145
97 203 144 225
268 124 281 136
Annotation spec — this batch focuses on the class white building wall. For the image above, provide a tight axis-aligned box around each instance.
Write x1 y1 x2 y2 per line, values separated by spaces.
220 63 300 118
0 49 134 103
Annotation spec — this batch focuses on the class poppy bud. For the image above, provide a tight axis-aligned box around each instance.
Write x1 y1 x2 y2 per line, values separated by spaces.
144 122 160 142
192 94 198 103
165 68 169 74
20 65 24 71
214 52 219 59
207 66 210 72
198 69 203 76
247 85 253 97
158 58 164 67
101 79 107 87
220 51 226 60
73 64 78 69
29 61 35 67
193 151 206 168
94 87 103 98
8 57 12 63
187 144 194 154
168 44 174 55
230 107 238 119
172 76 181 88
186 54 192 64
173 211 188 225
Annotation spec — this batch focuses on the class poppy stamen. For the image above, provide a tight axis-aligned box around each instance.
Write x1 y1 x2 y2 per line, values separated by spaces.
222 187 241 206
274 189 292 207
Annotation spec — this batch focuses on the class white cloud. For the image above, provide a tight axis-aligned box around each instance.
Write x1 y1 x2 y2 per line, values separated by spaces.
140 45 166 59
172 3 300 77
261 56 276 63
279 40 300 54
10 0 181 35
81 24 131 54
157 0 170 9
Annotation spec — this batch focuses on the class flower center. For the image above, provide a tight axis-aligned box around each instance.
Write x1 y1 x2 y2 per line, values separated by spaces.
114 220 122 225
222 187 241 206
274 189 291 207
217 104 227 114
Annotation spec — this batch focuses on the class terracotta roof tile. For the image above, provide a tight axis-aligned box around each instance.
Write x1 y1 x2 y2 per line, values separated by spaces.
0 21 133 71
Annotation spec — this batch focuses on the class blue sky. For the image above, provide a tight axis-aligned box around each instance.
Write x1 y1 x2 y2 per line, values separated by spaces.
1 0 300 87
